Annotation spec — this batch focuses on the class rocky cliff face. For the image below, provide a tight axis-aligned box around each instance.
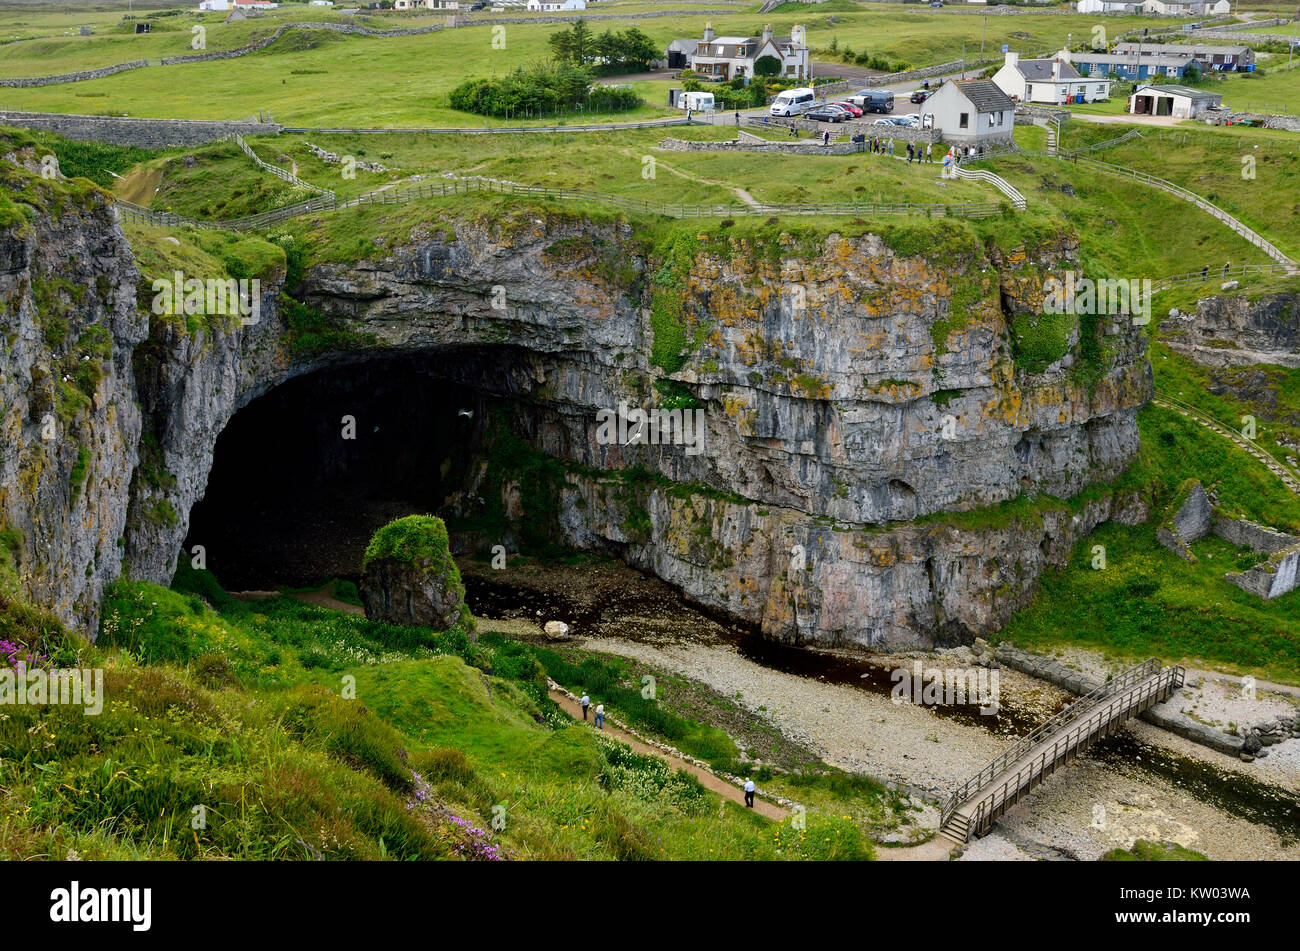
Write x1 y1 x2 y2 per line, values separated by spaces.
1162 293 1300 368
3 154 1153 647
0 151 145 632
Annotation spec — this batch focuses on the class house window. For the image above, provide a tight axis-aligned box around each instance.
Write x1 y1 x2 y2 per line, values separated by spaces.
959 112 969 129
997 111 1003 126
1026 84 1033 99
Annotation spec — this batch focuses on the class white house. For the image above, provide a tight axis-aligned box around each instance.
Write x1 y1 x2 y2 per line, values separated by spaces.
1076 0 1140 13
527 0 585 9
198 0 230 10
1142 0 1194 14
1129 83 1222 118
993 50 1111 104
680 22 809 81
925 79 1016 147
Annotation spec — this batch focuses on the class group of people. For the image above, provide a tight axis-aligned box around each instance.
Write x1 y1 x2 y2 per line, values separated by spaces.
904 140 934 164
577 690 759 809
578 692 605 729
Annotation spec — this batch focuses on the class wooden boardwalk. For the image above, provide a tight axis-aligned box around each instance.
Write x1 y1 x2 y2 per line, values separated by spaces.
939 658 1185 844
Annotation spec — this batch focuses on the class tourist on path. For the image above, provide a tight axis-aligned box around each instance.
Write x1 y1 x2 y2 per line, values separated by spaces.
743 778 756 808
594 703 605 729
926 142 932 163
735 111 741 127
888 139 894 156
580 692 590 720
822 129 830 146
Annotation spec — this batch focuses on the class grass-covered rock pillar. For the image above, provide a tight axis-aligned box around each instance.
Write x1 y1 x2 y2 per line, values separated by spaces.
360 515 473 635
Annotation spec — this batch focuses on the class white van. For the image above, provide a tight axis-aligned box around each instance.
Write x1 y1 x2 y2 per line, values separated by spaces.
770 87 816 117
678 90 715 112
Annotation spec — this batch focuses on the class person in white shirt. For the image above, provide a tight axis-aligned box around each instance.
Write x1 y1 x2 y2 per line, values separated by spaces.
594 703 605 729
580 693 590 720
743 778 756 808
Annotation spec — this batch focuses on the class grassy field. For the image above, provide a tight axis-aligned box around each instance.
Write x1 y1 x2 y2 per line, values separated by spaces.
983 152 1274 278
0 562 892 860
1053 122 1300 260
0 5 1178 125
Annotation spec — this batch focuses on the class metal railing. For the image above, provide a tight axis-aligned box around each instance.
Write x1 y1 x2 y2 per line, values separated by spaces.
953 166 1026 210
940 657 1166 830
1150 262 1295 293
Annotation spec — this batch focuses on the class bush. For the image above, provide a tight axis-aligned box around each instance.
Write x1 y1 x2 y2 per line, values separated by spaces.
447 62 641 119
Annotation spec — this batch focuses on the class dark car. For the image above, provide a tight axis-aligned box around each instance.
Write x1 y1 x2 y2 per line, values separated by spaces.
909 89 930 104
469 1 488 8
806 106 848 123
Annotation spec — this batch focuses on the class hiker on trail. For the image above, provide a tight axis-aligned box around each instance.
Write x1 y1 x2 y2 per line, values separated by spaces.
888 139 894 156
580 692 590 720
743 778 756 808
907 142 914 163
926 142 933 163
1223 261 1231 278
594 703 605 729
1201 264 1209 281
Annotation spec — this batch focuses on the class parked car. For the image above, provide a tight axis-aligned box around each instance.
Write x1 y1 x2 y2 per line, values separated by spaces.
899 113 922 128
929 0 943 6
469 1 488 8
910 89 930 104
847 89 894 114
833 100 864 117
871 117 898 126
806 105 849 122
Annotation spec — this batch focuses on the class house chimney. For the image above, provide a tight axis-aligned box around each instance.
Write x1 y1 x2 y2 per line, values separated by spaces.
791 23 806 47
1005 50 1019 67
1052 57 1062 80
762 23 773 45
703 22 714 43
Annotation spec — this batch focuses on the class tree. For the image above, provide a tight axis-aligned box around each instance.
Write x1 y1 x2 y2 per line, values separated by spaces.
621 27 659 70
594 29 623 69
753 54 782 77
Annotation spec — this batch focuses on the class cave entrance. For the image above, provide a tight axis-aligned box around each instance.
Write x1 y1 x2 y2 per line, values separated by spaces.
184 349 529 591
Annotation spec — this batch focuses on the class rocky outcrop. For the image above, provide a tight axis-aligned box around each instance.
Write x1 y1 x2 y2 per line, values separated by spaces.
0 155 146 632
4 144 1154 647
360 558 467 630
1161 294 1300 369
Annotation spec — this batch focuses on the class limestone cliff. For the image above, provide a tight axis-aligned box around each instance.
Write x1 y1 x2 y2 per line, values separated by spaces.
2 152 1153 647
1162 293 1300 369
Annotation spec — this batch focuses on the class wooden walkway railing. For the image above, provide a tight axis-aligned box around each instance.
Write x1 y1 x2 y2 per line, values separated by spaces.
939 658 1184 844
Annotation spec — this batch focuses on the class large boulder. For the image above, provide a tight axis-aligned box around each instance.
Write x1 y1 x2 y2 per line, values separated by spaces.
360 515 472 633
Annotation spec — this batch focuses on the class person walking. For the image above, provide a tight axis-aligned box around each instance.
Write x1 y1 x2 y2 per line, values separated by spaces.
1223 260 1231 279
907 141 914 163
790 123 798 138
580 692 590 720
594 703 605 729
735 110 741 127
743 778 756 808
1201 264 1209 281
822 129 830 146
888 138 894 156
926 142 933 163
686 106 692 122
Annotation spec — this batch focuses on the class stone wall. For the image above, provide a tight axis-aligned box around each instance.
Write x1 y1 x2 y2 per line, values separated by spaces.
0 60 149 88
1212 516 1298 554
1226 541 1300 600
0 111 281 148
